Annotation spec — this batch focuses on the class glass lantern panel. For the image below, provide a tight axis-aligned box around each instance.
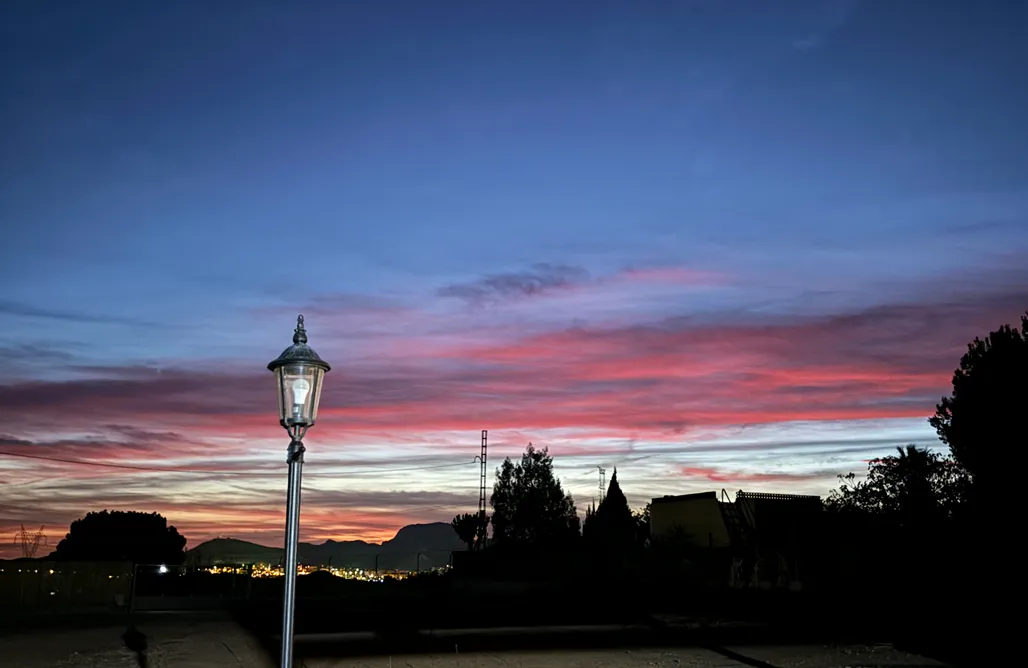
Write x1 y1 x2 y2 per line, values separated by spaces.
309 366 325 421
275 368 285 422
276 364 325 426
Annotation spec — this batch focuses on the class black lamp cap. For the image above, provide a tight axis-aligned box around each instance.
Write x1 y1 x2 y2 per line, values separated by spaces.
267 314 331 372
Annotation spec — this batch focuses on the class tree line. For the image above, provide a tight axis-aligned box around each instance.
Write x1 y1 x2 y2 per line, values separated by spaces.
456 311 1027 561
452 445 650 556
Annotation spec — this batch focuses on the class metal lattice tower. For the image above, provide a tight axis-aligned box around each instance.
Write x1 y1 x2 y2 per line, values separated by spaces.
476 430 488 547
13 524 46 559
597 466 606 503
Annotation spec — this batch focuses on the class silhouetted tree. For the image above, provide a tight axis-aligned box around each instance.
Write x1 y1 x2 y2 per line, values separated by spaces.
490 443 580 547
583 469 637 548
926 314 1027 654
929 311 1027 493
825 444 978 643
825 445 969 524
633 502 651 546
583 502 595 534
51 510 187 565
451 512 479 551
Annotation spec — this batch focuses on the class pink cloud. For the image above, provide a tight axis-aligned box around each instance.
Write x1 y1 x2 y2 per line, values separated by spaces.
3 293 1023 441
1 283 1023 551
614 266 728 286
679 465 836 484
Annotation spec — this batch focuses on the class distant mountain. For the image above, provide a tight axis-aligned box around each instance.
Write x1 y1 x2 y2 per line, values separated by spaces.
186 522 465 570
185 538 281 565
386 522 466 552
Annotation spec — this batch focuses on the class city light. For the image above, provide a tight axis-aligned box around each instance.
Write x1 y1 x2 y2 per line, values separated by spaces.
198 562 449 581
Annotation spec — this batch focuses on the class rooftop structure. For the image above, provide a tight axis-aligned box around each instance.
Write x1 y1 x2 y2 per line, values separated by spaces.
651 489 822 550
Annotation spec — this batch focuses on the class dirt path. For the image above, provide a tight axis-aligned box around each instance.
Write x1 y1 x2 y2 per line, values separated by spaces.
0 617 948 668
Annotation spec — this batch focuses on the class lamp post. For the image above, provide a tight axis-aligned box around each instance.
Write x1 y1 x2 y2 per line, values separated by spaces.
268 314 330 668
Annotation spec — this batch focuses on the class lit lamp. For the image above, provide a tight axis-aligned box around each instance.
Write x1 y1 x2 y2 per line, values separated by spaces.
268 314 330 668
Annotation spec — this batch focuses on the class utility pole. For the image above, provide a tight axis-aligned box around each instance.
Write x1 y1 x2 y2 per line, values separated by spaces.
597 466 606 504
475 430 488 549
13 525 46 559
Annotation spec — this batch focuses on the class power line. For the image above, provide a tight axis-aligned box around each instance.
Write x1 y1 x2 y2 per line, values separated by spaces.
351 460 478 475
0 450 477 477
0 450 187 472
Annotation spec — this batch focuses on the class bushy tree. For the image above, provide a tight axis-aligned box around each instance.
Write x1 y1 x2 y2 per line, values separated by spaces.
51 510 187 565
490 444 580 547
929 312 1028 491
825 445 970 524
925 313 1026 639
825 445 975 622
451 512 482 551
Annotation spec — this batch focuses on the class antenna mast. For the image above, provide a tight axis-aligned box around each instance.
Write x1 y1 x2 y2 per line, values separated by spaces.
597 466 606 503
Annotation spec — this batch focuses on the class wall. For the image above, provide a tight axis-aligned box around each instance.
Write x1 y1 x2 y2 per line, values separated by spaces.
650 494 732 548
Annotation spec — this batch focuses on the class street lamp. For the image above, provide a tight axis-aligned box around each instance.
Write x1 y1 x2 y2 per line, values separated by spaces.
268 314 330 668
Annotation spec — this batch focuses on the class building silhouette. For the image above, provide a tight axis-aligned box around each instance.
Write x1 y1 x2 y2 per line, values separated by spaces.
650 490 822 589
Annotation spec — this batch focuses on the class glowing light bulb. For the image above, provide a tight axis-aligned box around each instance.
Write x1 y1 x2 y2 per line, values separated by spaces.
291 378 311 414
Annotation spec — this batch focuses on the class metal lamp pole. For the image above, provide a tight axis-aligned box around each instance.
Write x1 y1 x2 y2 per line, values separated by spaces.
280 427 305 666
268 315 331 668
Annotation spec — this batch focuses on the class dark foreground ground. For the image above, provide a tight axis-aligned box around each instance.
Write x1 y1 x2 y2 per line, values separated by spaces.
0 577 979 667
0 611 967 668
226 577 975 666
0 612 950 668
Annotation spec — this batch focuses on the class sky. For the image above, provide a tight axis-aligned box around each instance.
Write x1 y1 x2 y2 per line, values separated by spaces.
1 0 1027 558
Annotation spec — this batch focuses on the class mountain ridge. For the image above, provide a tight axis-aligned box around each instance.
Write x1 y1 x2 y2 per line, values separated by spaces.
186 522 464 570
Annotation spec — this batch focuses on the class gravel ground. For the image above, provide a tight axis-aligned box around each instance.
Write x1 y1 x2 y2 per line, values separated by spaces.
0 616 272 668
304 645 947 667
0 617 948 668
722 643 948 667
306 649 760 667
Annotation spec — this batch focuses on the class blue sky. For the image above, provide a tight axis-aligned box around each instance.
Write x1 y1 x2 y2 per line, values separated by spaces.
1 0 1026 552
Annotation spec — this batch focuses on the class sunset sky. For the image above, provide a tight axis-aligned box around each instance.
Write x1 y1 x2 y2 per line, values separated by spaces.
2 1 1027 558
